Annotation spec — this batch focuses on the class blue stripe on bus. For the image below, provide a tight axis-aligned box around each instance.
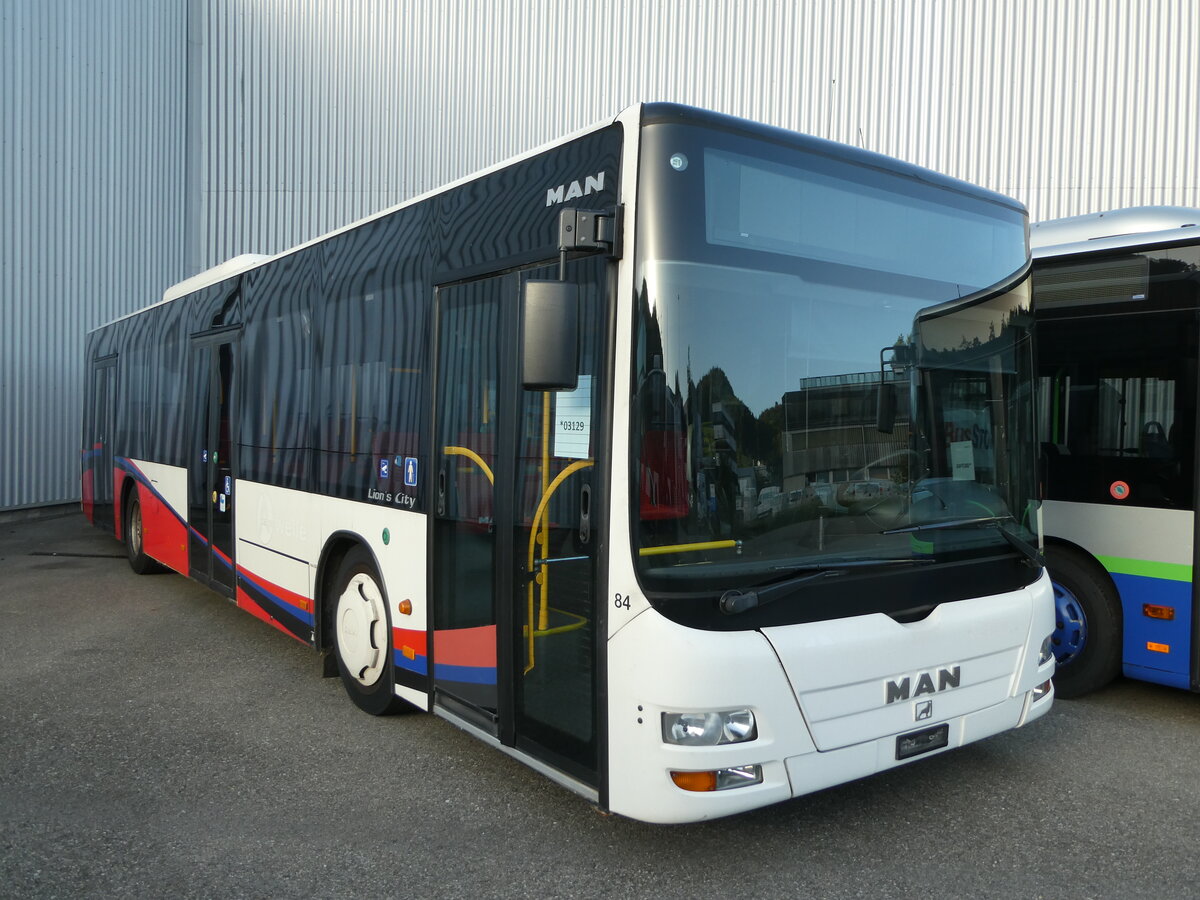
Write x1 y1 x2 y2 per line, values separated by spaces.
115 458 185 527
394 650 429 676
237 570 316 628
433 662 497 685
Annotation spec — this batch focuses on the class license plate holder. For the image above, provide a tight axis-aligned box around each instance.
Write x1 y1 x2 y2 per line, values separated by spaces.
896 723 949 760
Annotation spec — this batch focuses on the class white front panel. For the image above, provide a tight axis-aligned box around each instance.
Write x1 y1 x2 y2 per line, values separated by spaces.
604 572 1055 823
762 587 1040 751
606 607 812 824
791 644 1020 751
768 607 1022 753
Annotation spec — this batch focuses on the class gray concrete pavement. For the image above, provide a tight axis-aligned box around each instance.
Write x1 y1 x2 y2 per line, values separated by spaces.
2 512 1199 898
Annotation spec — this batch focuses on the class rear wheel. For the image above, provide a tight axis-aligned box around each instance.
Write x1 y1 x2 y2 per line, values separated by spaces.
124 491 165 575
1045 545 1122 698
332 547 405 715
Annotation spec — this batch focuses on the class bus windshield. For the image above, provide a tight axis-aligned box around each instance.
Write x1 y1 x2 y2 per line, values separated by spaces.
632 120 1037 595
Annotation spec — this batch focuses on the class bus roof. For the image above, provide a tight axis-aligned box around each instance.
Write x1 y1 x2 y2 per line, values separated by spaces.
104 101 1030 331
153 108 637 309
638 103 1026 216
1032 206 1200 258
161 253 273 303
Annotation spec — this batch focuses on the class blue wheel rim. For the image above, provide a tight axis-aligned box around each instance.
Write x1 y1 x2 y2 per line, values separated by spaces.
1051 580 1088 666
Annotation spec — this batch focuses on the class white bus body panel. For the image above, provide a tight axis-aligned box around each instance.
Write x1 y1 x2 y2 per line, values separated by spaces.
1042 499 1193 568
233 481 430 709
606 571 1054 824
127 459 187 521
235 480 320 607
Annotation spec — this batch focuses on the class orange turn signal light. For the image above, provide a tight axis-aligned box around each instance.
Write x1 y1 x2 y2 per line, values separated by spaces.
670 770 718 792
398 599 413 615
1143 604 1175 620
1147 641 1170 654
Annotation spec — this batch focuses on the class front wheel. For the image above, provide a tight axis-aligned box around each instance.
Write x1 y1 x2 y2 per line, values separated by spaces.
1045 545 1123 698
332 547 405 715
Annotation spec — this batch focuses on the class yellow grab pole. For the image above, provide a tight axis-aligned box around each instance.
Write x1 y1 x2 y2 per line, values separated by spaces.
442 446 495 484
638 539 741 557
525 458 595 669
539 393 551 630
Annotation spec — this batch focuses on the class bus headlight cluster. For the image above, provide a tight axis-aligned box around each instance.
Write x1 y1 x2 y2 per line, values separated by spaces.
670 765 763 792
1038 635 1055 666
661 709 757 746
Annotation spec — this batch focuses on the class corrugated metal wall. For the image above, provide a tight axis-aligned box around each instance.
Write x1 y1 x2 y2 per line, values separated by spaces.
1 1 186 511
4 0 1198 511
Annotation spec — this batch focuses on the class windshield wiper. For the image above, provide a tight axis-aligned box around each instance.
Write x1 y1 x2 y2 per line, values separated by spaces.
881 515 1044 566
718 558 936 615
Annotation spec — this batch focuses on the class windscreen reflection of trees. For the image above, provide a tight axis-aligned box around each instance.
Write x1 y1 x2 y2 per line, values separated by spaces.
635 276 1034 566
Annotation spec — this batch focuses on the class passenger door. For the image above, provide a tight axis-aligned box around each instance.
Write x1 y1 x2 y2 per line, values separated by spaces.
88 356 117 532
431 257 607 785
188 334 239 597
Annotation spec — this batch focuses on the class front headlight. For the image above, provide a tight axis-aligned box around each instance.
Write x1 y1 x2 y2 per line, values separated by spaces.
662 709 757 746
1038 635 1055 666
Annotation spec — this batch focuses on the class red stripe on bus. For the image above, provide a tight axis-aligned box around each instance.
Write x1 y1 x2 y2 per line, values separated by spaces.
236 586 310 645
113 466 128 537
137 482 189 574
433 625 497 667
393 626 428 656
235 565 314 614
81 471 94 523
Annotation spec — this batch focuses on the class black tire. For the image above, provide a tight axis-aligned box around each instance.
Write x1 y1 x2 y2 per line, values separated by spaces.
1045 545 1123 699
124 491 166 575
331 546 406 716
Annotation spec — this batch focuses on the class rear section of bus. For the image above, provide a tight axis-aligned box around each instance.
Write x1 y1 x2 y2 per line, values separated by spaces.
1032 207 1200 696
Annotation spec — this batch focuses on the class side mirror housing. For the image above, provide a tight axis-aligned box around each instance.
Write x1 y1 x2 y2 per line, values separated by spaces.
522 280 579 391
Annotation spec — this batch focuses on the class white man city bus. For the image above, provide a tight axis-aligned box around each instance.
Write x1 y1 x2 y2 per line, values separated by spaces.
82 103 1054 824
1033 206 1200 698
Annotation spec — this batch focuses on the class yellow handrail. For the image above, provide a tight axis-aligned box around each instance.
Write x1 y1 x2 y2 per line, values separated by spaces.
638 539 741 557
443 445 494 485
525 458 594 672
539 393 551 633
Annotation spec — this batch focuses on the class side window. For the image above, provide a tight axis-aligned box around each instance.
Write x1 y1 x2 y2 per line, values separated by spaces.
120 339 147 463
315 221 428 503
157 304 188 467
1036 249 1200 510
240 252 318 489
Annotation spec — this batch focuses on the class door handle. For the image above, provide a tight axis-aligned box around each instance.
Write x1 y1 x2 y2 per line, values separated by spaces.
578 483 591 545
437 464 447 517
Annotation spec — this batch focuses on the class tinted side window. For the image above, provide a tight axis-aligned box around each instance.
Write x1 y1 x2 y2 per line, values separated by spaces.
240 250 319 490
1036 246 1200 510
315 213 429 505
155 302 188 467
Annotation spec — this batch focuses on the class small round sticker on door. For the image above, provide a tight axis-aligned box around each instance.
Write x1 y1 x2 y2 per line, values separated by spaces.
1110 480 1130 500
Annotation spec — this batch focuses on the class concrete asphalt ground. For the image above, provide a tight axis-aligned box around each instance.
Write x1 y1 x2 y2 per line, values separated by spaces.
2 511 1199 899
